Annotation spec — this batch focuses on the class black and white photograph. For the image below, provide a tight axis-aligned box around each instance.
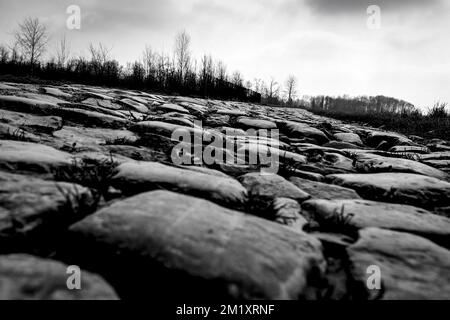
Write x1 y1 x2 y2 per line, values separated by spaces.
0 0 449 308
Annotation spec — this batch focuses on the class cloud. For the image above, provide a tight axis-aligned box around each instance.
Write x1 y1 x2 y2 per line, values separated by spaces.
78 0 177 32
305 0 443 14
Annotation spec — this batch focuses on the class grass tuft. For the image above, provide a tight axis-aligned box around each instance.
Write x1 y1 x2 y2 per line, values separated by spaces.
53 153 119 203
1 127 31 142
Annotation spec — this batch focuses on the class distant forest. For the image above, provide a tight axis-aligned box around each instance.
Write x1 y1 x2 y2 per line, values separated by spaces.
309 95 416 114
306 95 449 139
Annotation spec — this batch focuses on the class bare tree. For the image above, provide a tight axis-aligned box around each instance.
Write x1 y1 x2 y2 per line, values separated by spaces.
55 35 70 67
174 30 191 83
130 61 145 83
0 45 9 63
88 42 111 65
142 45 156 80
14 17 49 68
155 52 165 85
216 60 227 82
88 42 112 75
253 78 263 93
231 71 243 87
260 80 267 97
265 76 279 102
200 54 211 75
200 54 214 95
285 75 298 105
9 43 21 63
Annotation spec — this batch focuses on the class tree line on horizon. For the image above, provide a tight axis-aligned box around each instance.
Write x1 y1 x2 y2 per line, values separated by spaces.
310 95 417 114
308 94 449 139
0 17 305 105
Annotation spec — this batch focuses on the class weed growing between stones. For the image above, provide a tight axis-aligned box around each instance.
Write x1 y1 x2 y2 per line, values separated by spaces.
196 107 217 123
54 183 97 220
331 205 355 229
244 193 275 219
104 136 138 146
138 132 179 155
354 161 379 173
126 110 145 122
1 127 30 142
278 157 303 178
376 151 422 162
53 152 119 204
60 142 78 153
305 204 356 236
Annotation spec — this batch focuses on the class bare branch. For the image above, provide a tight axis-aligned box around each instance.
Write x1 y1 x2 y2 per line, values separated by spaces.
13 17 49 66
173 30 191 83
55 34 70 67
285 74 298 105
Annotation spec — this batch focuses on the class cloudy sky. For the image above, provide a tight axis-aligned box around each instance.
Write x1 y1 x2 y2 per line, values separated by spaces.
0 0 449 109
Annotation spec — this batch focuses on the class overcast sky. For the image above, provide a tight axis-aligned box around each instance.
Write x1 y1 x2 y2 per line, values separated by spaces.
0 0 449 109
